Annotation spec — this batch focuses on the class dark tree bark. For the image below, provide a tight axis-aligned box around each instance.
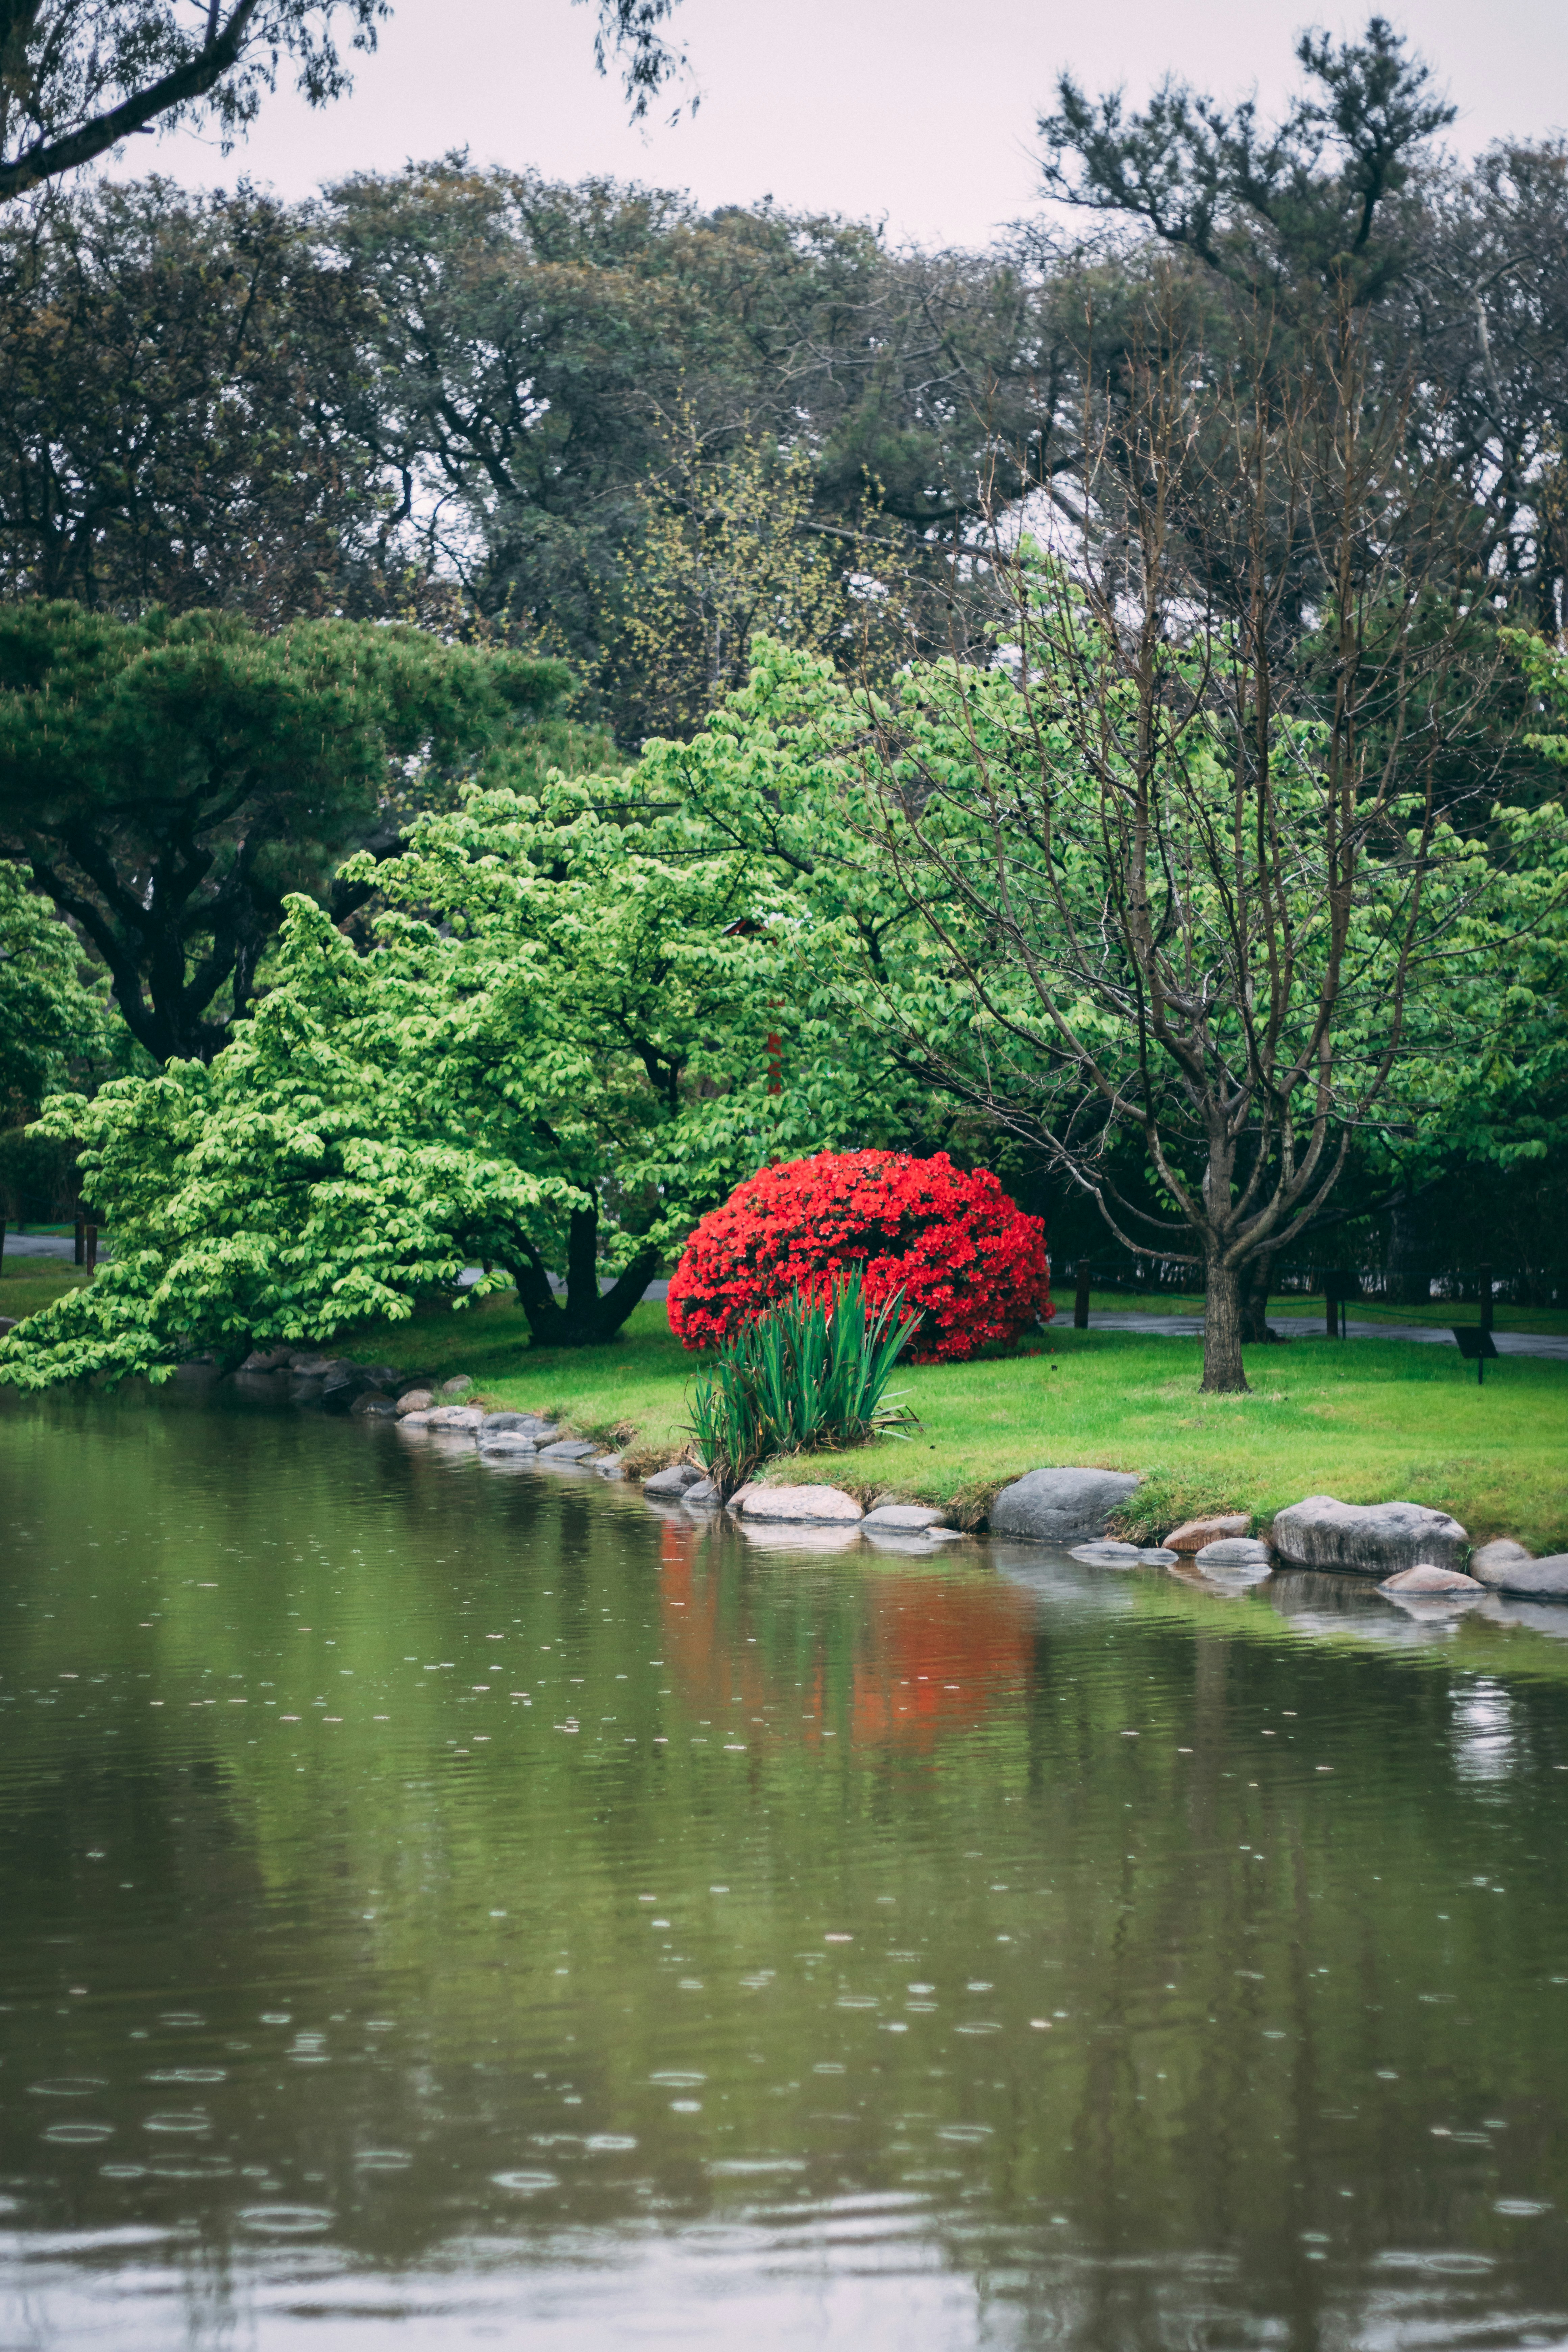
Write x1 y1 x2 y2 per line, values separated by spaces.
502 1200 660 1348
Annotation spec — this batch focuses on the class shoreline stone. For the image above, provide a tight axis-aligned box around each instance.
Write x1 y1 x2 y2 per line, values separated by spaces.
989 1467 1140 1546
1193 1537 1273 1571
644 1462 705 1499
1270 1495 1469 1577
1379 1564 1485 1595
425 1404 485 1431
861 1504 950 1533
1166 1512 1252 1553
736 1484 863 1526
1470 1538 1535 1584
1472 1552 1568 1599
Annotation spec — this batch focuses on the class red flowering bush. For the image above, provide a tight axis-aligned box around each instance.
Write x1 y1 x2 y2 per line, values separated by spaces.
667 1150 1053 1363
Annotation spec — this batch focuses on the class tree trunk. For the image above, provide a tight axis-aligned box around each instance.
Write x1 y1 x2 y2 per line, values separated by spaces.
1202 1253 1250 1394
504 1201 661 1347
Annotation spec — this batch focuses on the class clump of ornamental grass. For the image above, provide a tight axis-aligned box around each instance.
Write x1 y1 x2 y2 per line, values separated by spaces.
686 1272 918 1499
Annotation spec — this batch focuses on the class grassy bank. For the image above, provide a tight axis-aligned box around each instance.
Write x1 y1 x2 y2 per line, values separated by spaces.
346 1289 1568 1552
0 1260 89 1320
6 1274 1564 1550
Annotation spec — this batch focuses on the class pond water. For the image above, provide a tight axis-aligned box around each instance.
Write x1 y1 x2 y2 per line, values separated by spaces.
3 1398 1568 2350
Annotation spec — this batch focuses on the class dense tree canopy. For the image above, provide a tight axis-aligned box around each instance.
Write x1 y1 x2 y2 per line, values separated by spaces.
0 11 1563 1363
0 600 569 1061
0 767 933 1382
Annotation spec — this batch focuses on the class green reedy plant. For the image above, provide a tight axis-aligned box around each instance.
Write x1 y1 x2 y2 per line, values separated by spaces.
686 1272 918 1499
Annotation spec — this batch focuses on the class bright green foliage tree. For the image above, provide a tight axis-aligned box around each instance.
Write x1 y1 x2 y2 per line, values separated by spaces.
0 600 570 1063
1386 634 1568 1181
640 634 1566 1393
0 770 921 1385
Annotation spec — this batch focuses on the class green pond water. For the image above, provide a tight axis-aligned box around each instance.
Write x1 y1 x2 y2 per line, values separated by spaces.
3 1396 1568 2350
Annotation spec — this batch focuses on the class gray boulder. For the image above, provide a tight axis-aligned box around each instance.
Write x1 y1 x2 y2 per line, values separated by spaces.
989 1467 1140 1545
1070 1540 1143 1566
483 1411 541 1435
644 1462 706 1499
395 1388 435 1417
479 1430 537 1453
320 1366 375 1414
682 1478 722 1508
1165 1512 1252 1553
1270 1495 1468 1577
1194 1537 1273 1571
539 1439 599 1461
737 1484 863 1525
861 1504 950 1533
352 1392 398 1419
1470 1538 1535 1584
1379 1564 1485 1595
440 1375 474 1397
426 1404 485 1431
1472 1552 1568 1599
240 1344 293 1373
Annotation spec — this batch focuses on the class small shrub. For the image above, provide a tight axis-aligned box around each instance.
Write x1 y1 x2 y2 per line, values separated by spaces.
667 1149 1052 1363
686 1273 918 1498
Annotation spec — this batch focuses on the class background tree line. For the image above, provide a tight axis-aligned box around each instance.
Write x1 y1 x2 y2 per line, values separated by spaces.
2 18 1566 1339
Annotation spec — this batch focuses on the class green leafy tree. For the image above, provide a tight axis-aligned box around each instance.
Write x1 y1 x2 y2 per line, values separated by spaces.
0 599 569 1062
650 609 1565 1395
0 770 921 1385
0 181 386 617
316 160 1038 717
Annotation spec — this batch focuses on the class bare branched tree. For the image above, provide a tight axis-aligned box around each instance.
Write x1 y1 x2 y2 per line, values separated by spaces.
857 270 1508 1391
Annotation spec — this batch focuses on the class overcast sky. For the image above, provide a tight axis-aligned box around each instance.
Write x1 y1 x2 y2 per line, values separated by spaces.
128 0 1568 248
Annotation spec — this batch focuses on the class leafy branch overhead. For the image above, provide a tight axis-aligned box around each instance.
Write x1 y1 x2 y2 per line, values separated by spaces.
0 0 690 202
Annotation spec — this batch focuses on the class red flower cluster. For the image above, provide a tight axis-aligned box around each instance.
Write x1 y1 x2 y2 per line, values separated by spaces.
667 1149 1053 1363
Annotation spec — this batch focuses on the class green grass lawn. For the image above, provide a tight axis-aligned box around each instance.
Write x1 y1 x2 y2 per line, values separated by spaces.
7 1272 1564 1550
338 1288 1568 1552
0 1260 90 1320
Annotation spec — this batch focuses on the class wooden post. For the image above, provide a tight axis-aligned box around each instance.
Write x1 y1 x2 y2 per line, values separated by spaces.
85 1224 98 1274
74 1212 85 1266
1479 1263 1494 1332
1074 1259 1091 1330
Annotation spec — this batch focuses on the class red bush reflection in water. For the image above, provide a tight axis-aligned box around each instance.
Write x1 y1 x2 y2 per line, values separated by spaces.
655 1519 1035 1751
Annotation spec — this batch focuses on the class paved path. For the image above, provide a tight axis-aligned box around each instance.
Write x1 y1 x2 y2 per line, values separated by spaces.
2 1232 109 1262
1081 1308 1568 1361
